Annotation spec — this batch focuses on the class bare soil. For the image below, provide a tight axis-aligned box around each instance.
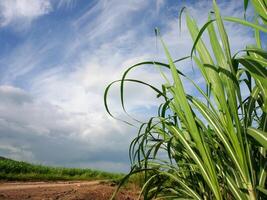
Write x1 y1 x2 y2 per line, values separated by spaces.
0 181 140 200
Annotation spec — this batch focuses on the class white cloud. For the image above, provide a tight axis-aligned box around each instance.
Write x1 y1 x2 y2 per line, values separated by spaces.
156 0 164 13
0 85 133 171
0 0 52 28
57 0 76 9
0 85 32 104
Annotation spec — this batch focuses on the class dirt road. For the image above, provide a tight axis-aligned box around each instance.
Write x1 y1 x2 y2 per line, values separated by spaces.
0 181 139 200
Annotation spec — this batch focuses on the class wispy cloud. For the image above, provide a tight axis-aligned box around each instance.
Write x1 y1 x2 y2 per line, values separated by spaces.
57 0 77 9
0 0 52 29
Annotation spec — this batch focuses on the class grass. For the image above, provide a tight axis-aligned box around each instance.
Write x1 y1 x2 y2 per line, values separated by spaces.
105 0 267 199
0 156 124 181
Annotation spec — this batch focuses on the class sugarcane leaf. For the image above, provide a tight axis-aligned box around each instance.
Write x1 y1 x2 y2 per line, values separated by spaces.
247 127 267 148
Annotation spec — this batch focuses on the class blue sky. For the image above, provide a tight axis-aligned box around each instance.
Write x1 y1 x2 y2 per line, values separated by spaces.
0 0 256 172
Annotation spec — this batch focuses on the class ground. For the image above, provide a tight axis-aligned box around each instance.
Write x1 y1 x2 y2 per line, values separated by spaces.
0 181 140 200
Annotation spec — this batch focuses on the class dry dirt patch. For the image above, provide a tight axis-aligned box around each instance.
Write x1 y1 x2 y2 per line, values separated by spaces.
0 181 140 200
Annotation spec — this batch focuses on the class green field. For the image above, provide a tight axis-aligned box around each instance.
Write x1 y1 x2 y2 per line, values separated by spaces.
0 156 124 181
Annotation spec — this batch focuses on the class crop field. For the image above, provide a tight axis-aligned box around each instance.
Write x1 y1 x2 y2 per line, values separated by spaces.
0 157 123 181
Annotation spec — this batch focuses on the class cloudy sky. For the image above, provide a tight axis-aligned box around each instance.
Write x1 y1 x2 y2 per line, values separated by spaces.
0 0 255 172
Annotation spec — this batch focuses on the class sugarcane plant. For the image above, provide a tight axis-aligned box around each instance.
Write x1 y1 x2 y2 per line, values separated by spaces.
104 0 267 199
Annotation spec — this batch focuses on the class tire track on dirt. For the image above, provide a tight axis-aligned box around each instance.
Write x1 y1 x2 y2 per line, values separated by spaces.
0 181 100 191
